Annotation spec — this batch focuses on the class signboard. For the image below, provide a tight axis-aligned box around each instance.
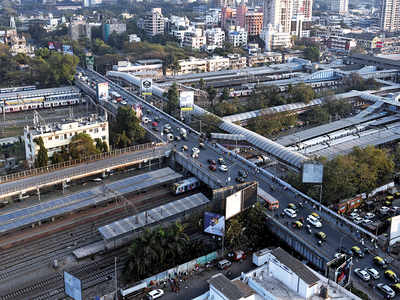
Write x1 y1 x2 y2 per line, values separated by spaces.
302 163 323 184
225 190 242 219
96 82 109 101
204 212 225 236
335 257 352 286
141 78 152 96
64 271 82 300
180 91 194 111
390 215 400 246
62 45 74 56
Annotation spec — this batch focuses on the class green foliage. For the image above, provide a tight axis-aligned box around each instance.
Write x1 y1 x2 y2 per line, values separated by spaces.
221 87 230 101
207 86 217 104
301 98 353 126
213 98 246 117
125 222 210 281
34 137 48 168
247 112 297 137
288 83 316 103
287 146 395 206
303 46 320 62
344 73 381 91
111 106 146 148
95 138 109 153
165 83 179 117
69 133 100 160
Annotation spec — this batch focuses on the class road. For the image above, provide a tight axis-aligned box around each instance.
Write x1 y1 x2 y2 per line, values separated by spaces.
78 69 400 299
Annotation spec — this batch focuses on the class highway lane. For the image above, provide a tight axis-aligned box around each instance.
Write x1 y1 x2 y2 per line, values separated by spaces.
83 70 400 298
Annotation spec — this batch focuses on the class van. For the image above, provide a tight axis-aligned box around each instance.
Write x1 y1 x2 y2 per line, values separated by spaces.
217 259 232 270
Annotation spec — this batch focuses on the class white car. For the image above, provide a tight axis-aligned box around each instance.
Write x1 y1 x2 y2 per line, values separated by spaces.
363 219 373 225
219 165 228 172
380 206 391 214
350 212 360 219
142 117 150 124
353 217 364 224
147 289 164 299
164 123 172 130
364 212 375 219
192 147 200 154
121 100 128 105
366 267 380 279
354 268 370 282
283 208 297 218
307 215 322 228
334 253 344 259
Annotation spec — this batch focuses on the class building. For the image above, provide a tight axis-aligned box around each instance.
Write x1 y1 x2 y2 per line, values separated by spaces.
228 26 248 47
112 60 163 78
178 57 208 74
128 34 141 43
236 2 248 28
330 0 349 15
245 10 264 36
380 0 400 32
1 29 33 55
326 35 357 51
143 8 165 36
207 56 230 71
221 6 235 30
198 247 361 300
69 20 92 41
182 31 206 49
263 0 292 33
102 21 127 41
205 27 225 48
248 52 283 66
228 54 247 69
24 114 109 167
261 24 292 51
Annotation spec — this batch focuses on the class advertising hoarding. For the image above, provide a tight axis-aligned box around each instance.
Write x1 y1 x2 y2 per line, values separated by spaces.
225 190 242 219
302 163 324 184
179 91 194 111
390 215 400 246
335 257 352 287
96 82 109 101
62 45 74 56
64 271 82 300
141 78 152 96
204 212 225 236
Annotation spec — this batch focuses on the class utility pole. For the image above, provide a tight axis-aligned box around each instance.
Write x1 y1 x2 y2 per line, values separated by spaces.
114 257 118 300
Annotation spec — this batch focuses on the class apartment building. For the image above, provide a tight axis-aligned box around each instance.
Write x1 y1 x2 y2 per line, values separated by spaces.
245 10 264 36
102 21 127 41
263 0 292 33
207 56 230 71
182 31 206 49
24 115 109 166
227 26 248 47
227 54 247 69
380 0 400 32
330 0 349 15
205 27 225 48
143 8 165 36
178 57 208 74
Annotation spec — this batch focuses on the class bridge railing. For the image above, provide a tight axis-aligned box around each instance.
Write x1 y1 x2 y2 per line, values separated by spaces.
0 142 164 185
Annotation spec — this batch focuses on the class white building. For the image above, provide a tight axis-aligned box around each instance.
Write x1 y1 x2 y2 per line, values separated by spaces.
128 34 141 43
205 27 225 48
207 56 230 71
24 114 109 167
330 0 348 15
380 0 400 32
196 247 361 300
228 26 248 47
182 31 206 49
178 57 208 74
261 24 292 51
143 8 165 36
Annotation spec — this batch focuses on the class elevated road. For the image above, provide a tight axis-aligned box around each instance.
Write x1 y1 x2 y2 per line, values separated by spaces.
0 143 171 199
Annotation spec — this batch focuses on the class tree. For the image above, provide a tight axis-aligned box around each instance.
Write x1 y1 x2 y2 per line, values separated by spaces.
221 87 230 101
34 137 48 168
69 133 100 160
225 218 244 250
288 83 316 103
207 86 217 105
111 106 146 147
165 83 179 117
95 138 109 153
199 78 206 90
304 46 320 62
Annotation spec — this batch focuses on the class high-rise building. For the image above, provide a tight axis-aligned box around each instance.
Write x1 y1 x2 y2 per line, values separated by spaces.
263 0 292 33
102 21 127 41
205 28 225 48
245 10 264 36
221 7 235 30
381 0 400 32
236 2 248 28
143 8 165 36
330 0 348 15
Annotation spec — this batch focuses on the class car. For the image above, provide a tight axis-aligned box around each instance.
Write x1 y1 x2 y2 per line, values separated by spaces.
147 289 164 300
334 253 344 259
207 159 216 165
121 101 128 105
307 215 322 228
376 283 395 298
238 170 248 178
354 268 370 282
364 212 375 219
235 176 245 183
181 145 188 151
315 231 327 241
366 267 380 279
337 247 353 256
217 259 232 270
91 178 102 182
199 142 205 148
311 212 321 220
350 212 360 219
351 246 364 258
362 219 373 225
219 165 228 172
174 135 181 141
283 208 297 218
287 203 297 210
380 206 391 214
392 283 400 294
292 220 303 229
385 270 399 283
192 147 200 154
218 157 224 165
373 256 387 268
353 217 364 224
209 165 216 171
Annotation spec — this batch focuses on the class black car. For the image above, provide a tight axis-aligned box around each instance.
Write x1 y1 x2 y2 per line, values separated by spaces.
235 176 245 183
337 247 353 256
238 170 248 178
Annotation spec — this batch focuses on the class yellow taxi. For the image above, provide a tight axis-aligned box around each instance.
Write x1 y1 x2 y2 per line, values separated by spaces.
385 270 399 283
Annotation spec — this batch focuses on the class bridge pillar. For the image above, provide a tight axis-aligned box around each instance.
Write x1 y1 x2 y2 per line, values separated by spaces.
37 187 40 202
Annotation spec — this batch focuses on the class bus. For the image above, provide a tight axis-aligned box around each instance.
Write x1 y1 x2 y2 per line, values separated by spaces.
110 91 123 102
258 187 279 210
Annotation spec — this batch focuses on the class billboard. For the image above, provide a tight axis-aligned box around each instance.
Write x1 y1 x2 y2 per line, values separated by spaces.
335 257 352 287
180 91 194 111
390 215 400 246
302 163 323 184
96 82 109 101
64 271 82 300
204 212 225 236
62 45 74 56
141 78 152 96
226 190 242 219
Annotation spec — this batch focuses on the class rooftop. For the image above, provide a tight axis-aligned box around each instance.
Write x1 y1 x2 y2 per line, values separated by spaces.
208 274 253 300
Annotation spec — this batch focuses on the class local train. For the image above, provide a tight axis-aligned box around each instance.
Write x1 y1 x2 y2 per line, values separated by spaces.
0 92 83 114
171 177 200 195
0 85 36 94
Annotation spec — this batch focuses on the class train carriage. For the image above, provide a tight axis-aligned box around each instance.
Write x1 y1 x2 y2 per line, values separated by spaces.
171 177 200 195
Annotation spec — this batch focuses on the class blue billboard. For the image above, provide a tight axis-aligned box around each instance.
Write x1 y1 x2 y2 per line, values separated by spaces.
62 45 74 56
64 271 82 300
204 212 225 237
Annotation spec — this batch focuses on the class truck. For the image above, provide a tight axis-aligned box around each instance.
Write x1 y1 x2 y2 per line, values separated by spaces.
258 187 279 210
179 128 188 139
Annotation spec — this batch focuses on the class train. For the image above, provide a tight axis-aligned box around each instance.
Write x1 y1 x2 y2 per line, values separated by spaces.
0 85 36 94
171 177 200 195
0 92 83 114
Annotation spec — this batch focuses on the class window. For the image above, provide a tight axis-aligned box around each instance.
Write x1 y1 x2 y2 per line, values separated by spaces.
55 135 59 139
89 129 93 132
64 134 67 139
94 128 99 133
70 133 73 137
83 130 86 134
102 127 106 131
102 136 106 140
48 137 52 141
